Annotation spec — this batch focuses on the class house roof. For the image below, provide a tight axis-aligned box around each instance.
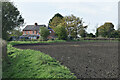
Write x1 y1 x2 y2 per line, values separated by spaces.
23 25 46 31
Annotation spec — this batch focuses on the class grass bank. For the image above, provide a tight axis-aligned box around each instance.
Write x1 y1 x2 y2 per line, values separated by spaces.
3 40 76 79
8 40 66 45
69 39 119 42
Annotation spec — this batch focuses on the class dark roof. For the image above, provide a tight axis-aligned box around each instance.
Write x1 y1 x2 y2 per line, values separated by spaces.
23 25 46 31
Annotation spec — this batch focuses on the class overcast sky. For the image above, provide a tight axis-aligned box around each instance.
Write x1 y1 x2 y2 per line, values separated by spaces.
11 0 119 34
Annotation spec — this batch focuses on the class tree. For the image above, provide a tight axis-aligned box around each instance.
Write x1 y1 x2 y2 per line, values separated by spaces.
2 2 24 40
8 29 22 40
54 24 68 40
87 33 95 38
96 22 114 38
79 29 87 38
48 13 64 30
110 30 120 38
64 14 87 39
9 29 22 37
39 27 50 40
96 29 99 37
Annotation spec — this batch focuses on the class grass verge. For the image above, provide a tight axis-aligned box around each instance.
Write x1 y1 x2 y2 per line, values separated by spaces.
8 40 66 45
2 40 76 79
69 39 119 42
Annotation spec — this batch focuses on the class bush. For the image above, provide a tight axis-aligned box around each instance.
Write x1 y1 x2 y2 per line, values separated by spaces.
55 24 68 40
39 27 50 41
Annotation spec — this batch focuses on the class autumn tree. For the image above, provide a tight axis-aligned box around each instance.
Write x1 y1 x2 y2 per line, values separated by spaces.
48 13 64 31
2 2 24 40
64 14 87 39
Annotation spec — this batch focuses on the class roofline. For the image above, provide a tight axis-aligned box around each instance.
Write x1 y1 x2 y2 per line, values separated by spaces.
23 29 54 31
26 25 46 26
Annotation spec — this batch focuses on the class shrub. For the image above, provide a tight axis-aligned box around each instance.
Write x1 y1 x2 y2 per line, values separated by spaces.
39 27 50 41
55 24 68 40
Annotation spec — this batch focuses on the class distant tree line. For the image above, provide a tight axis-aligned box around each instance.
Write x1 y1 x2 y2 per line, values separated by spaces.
96 23 120 38
48 13 120 40
49 13 88 40
2 1 119 41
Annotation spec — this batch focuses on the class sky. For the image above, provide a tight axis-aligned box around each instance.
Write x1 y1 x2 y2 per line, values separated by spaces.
10 0 119 34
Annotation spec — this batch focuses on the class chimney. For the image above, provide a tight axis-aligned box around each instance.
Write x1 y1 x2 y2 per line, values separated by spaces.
35 23 38 26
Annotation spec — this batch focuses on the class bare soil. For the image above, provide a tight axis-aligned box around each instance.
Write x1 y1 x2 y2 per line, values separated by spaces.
13 42 119 78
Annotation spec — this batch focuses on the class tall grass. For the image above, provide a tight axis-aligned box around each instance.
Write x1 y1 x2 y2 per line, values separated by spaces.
8 40 66 45
3 40 76 78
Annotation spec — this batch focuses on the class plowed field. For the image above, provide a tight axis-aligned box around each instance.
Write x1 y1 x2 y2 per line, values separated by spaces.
13 42 119 78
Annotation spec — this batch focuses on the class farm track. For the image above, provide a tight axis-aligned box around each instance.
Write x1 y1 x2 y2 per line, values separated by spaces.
13 42 119 78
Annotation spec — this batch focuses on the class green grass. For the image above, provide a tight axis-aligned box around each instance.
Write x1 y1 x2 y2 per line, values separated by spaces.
69 39 119 42
79 40 119 42
4 39 118 78
8 40 66 45
3 40 76 79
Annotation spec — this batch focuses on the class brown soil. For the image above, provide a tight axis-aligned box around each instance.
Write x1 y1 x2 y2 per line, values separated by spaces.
13 42 119 78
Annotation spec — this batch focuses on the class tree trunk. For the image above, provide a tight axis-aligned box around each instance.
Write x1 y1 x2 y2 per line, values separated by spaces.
0 38 10 63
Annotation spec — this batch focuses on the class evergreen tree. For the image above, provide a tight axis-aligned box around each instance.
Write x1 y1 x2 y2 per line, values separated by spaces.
2 2 24 40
